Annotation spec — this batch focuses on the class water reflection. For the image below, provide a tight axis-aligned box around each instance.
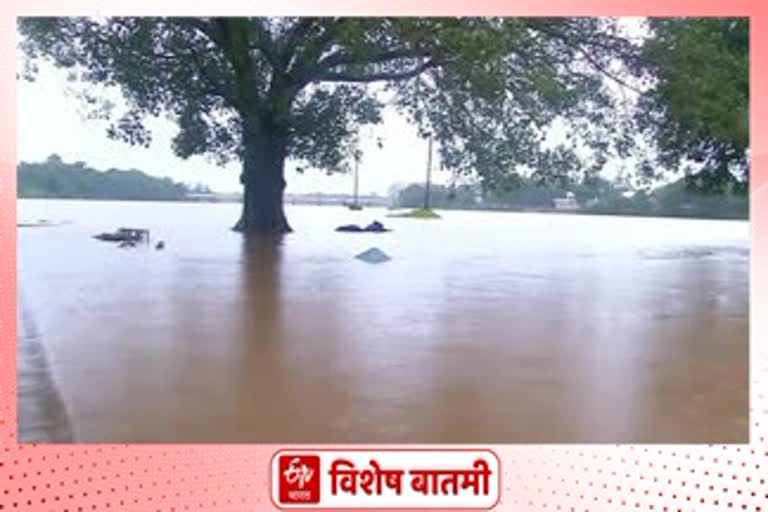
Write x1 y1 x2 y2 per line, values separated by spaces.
239 235 284 348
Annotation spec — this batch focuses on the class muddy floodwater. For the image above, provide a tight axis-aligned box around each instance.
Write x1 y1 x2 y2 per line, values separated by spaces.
17 199 749 443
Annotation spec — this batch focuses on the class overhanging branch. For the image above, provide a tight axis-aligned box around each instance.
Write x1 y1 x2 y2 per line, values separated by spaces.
574 48 645 95
314 58 439 83
318 47 431 71
248 18 279 69
280 18 317 63
525 21 646 96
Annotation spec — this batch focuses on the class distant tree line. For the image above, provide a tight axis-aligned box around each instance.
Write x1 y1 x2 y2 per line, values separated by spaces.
17 154 209 201
394 175 748 219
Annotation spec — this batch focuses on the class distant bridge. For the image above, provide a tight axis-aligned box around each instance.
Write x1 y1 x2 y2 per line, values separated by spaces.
185 191 391 207
285 193 390 207
185 192 242 202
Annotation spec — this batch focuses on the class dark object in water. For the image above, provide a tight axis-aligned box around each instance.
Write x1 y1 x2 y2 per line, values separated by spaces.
355 247 391 263
336 224 365 232
94 233 129 242
364 221 388 232
155 241 165 250
17 219 71 228
347 203 363 211
93 228 150 244
335 220 391 233
18 222 52 228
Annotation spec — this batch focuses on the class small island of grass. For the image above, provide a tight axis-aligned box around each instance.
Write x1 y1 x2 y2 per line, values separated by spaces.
387 207 442 219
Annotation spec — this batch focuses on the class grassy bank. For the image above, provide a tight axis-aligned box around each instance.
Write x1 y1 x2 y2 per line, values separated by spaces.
387 208 442 219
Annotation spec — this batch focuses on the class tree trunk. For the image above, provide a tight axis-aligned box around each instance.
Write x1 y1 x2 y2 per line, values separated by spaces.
233 124 292 235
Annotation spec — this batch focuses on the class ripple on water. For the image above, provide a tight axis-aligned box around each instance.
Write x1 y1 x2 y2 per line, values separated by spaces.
639 246 749 261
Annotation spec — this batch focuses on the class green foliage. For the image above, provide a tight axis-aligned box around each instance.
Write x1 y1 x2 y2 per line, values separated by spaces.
650 178 748 218
17 154 195 200
387 207 442 219
396 183 480 209
637 17 749 193
18 17 639 182
389 18 639 183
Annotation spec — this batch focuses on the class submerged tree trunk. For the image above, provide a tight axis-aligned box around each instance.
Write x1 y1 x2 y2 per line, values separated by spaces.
233 122 292 235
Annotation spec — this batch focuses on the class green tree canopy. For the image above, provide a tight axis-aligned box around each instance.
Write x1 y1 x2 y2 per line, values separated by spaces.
18 155 192 200
636 17 749 193
19 17 641 234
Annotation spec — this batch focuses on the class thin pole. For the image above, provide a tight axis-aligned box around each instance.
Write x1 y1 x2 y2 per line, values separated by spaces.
424 134 433 210
353 154 360 205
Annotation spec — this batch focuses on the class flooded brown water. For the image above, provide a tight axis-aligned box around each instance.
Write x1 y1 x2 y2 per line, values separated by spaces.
17 199 749 443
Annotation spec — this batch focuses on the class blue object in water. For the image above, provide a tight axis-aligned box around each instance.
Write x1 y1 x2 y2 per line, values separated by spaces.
355 247 391 263
336 224 365 232
336 220 391 233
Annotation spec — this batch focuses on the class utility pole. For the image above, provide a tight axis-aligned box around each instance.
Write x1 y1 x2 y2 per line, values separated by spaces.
353 150 360 206
424 133 433 210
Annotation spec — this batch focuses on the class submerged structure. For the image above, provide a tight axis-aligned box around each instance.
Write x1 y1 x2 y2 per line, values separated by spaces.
93 228 150 244
355 247 392 264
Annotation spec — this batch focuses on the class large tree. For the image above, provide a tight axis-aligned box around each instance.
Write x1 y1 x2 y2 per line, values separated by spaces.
636 17 749 193
18 17 639 234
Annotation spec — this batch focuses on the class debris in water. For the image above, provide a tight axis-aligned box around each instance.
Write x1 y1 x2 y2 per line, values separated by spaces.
336 224 364 232
355 247 391 264
364 221 389 232
17 219 61 228
336 220 391 233
93 228 150 244
155 241 165 250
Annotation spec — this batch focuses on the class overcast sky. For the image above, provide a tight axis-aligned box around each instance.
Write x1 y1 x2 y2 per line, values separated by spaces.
17 19 647 195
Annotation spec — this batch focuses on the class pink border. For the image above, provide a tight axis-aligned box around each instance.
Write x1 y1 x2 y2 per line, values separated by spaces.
3 2 766 512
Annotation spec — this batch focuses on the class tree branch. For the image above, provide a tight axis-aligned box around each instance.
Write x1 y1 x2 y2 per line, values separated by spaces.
175 17 219 44
186 49 238 108
525 21 646 96
314 59 438 83
280 18 317 63
287 18 346 82
163 18 241 108
318 47 431 71
574 47 645 95
249 18 279 69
